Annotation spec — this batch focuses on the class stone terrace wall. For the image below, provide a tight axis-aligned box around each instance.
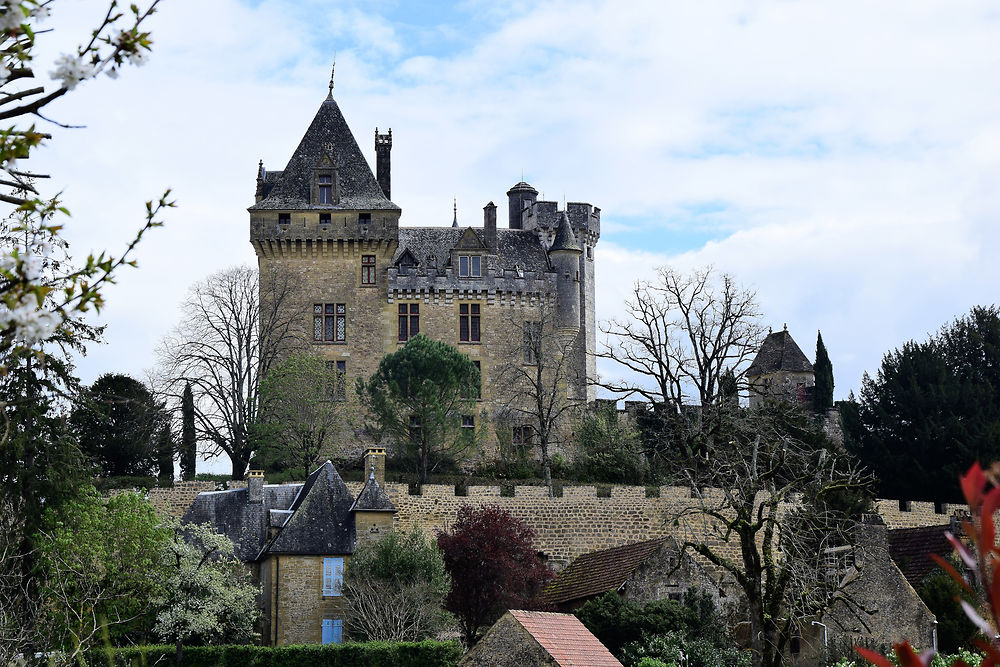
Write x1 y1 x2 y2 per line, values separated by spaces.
147 482 966 563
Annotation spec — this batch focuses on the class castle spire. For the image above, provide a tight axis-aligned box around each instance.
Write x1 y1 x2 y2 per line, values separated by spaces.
452 198 458 227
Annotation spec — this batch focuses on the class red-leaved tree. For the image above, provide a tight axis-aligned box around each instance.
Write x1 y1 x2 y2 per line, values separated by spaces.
436 504 554 646
857 461 1000 667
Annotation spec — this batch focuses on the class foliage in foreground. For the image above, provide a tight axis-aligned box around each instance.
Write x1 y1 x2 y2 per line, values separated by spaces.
81 639 462 666
344 528 452 642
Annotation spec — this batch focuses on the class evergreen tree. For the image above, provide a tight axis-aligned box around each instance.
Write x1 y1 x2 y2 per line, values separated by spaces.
156 423 174 481
813 331 834 413
180 383 196 481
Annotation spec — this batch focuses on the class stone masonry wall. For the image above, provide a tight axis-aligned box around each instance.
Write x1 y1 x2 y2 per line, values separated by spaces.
149 482 962 564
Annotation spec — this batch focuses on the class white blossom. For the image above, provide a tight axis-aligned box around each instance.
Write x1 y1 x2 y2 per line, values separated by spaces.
0 294 60 344
29 3 48 21
0 2 25 32
127 48 148 67
49 53 94 91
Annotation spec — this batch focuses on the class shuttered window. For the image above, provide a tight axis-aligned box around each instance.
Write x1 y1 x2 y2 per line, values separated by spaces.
321 618 343 644
322 557 343 596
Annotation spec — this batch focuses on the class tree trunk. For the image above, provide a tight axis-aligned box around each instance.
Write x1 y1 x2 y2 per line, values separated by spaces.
175 638 183 666
231 455 248 480
540 436 552 497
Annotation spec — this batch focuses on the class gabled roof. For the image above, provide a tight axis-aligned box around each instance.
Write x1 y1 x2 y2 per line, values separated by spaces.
549 212 581 253
393 227 550 274
747 329 814 377
509 610 622 667
545 538 666 605
249 96 399 212
350 472 396 512
887 524 953 587
266 461 356 555
455 226 487 250
182 484 300 562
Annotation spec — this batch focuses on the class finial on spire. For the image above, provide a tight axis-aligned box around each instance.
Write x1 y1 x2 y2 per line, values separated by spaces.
783 323 788 331
452 198 458 227
327 54 336 99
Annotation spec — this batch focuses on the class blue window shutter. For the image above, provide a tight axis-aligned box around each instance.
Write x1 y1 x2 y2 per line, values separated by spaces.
321 618 334 644
323 558 333 595
333 619 343 644
323 557 344 597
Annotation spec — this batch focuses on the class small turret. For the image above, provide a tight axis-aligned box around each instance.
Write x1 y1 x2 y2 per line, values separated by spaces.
254 160 266 203
375 128 392 200
548 211 582 330
506 181 538 230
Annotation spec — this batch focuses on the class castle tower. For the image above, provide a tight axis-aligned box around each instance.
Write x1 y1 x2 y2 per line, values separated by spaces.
548 212 583 331
375 128 392 200
506 181 538 229
746 327 815 407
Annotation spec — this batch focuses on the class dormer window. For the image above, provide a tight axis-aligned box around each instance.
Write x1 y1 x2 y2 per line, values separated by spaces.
318 174 333 204
459 255 481 278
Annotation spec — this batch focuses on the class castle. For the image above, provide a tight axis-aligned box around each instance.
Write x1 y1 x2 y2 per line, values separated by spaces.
248 81 600 458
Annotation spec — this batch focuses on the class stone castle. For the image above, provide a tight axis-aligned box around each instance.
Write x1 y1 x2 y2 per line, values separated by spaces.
248 81 600 457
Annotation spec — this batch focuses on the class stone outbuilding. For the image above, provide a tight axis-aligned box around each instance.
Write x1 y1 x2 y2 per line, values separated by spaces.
459 610 622 667
747 326 815 407
182 449 396 646
544 537 722 612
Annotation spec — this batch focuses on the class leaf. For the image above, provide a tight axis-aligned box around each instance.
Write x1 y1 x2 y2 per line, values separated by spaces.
945 532 978 570
929 553 972 593
961 462 987 510
854 646 896 667
960 599 994 636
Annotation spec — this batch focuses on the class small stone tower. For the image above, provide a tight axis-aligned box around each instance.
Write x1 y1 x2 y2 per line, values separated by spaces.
548 212 582 331
746 326 815 407
506 181 538 230
375 128 392 200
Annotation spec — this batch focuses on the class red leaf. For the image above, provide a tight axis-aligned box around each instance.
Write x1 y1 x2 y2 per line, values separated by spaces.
982 486 1000 554
962 462 987 510
854 646 896 667
892 641 932 667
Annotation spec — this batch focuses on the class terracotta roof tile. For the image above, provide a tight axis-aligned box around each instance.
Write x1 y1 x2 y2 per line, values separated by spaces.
510 610 622 667
544 538 666 605
887 524 952 587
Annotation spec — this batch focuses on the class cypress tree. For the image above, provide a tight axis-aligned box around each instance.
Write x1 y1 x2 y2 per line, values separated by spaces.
180 382 197 481
156 423 174 481
813 331 834 413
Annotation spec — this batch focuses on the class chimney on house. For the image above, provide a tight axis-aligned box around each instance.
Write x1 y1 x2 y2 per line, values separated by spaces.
363 447 386 486
248 470 264 504
375 128 392 200
484 201 497 251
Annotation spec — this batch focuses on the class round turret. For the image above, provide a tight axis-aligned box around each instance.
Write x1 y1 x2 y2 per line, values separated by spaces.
548 212 582 330
506 181 538 230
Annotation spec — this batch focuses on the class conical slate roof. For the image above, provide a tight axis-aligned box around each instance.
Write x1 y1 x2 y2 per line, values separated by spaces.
747 329 814 378
549 212 581 253
350 472 396 513
249 96 399 211
266 461 356 555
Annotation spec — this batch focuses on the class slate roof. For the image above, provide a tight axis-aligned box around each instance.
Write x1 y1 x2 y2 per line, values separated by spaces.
266 461 357 555
509 611 623 667
393 227 551 273
746 329 814 377
182 484 301 562
250 96 399 212
887 524 953 587
350 472 396 512
544 538 667 605
549 212 581 253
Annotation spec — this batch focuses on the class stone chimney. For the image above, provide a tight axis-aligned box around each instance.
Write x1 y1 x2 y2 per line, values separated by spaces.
375 128 392 200
484 201 497 251
363 447 386 486
248 470 264 504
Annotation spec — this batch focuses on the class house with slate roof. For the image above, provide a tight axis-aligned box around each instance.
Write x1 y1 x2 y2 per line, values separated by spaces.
248 75 600 461
746 325 815 407
182 448 395 645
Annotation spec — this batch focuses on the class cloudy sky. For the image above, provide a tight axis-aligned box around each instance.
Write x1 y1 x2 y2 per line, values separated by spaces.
31 0 1000 411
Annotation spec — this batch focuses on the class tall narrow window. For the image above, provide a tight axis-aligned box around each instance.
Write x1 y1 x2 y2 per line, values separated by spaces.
325 360 346 400
322 619 343 644
322 557 343 596
318 174 332 204
313 304 323 341
315 303 347 342
513 425 534 452
459 304 481 342
523 321 541 364
473 360 481 399
361 255 376 285
398 303 419 341
335 304 346 341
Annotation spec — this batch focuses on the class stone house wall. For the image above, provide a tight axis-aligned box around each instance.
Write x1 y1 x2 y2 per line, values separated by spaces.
262 553 350 646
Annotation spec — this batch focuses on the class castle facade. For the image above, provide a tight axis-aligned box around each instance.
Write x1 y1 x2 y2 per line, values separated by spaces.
248 87 600 459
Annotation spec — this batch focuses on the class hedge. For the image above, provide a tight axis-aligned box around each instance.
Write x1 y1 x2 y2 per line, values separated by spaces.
82 640 462 667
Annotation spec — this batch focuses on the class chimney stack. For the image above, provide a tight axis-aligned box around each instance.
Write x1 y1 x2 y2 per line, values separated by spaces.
248 470 264 504
363 447 386 486
484 201 497 251
375 128 392 200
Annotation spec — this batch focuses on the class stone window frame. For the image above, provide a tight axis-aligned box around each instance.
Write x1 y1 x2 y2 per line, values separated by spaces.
322 557 343 596
398 303 419 342
459 303 481 343
513 424 534 452
361 255 377 286
313 303 347 343
458 254 482 278
317 174 333 204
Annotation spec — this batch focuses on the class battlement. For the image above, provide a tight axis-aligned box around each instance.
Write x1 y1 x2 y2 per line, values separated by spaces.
249 209 399 247
375 128 392 147
521 200 601 246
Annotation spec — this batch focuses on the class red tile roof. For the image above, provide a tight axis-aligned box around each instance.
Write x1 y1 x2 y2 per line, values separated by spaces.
510 610 622 667
544 538 666 605
887 524 953 587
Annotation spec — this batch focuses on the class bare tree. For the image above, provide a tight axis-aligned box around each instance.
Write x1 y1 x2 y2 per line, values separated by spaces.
671 402 872 667
599 266 765 407
491 300 585 495
156 265 305 478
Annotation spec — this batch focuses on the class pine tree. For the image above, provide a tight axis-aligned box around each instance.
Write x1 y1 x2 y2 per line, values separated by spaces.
813 331 834 413
180 383 197 481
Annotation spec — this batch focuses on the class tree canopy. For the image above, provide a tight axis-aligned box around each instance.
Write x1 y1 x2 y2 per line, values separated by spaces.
357 334 480 485
846 305 1000 501
436 504 552 647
